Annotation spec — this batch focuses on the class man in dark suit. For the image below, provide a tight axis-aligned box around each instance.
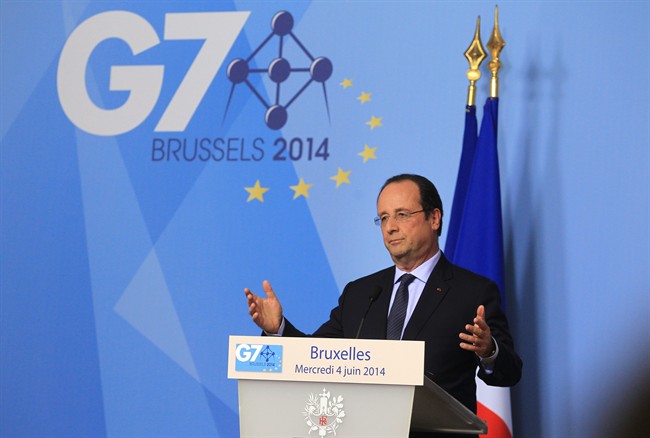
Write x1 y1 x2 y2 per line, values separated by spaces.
245 174 522 436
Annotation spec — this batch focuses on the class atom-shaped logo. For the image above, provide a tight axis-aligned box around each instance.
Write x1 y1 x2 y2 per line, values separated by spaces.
224 10 333 130
259 345 276 362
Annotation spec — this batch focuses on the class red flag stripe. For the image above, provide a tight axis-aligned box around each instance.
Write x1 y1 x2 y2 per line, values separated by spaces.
477 401 512 438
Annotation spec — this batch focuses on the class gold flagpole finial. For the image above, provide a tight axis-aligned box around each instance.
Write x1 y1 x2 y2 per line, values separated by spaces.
464 16 487 106
487 5 506 98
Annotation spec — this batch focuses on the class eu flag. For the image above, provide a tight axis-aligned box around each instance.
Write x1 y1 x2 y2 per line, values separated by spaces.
446 104 478 263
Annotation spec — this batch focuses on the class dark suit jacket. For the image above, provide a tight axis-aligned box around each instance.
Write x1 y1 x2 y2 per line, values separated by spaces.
283 253 522 414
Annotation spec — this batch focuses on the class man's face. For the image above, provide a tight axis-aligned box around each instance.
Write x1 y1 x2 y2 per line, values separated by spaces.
376 180 440 271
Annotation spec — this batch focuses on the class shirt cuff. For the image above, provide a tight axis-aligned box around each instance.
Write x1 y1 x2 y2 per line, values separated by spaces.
479 337 499 374
264 317 285 336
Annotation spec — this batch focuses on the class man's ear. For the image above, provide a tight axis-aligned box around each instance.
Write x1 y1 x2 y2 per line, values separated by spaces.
430 208 442 232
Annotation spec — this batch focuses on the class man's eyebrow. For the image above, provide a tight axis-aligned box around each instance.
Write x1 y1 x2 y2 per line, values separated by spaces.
378 207 410 215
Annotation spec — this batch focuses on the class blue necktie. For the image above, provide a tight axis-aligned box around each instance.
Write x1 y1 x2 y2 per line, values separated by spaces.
386 273 416 340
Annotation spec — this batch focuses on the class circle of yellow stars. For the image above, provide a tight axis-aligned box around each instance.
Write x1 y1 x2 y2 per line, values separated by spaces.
244 77 382 202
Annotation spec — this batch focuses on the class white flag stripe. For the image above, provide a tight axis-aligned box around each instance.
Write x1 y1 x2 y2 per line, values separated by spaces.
477 378 513 434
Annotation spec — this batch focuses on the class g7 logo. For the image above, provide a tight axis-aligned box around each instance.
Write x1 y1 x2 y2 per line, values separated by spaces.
57 10 249 136
235 344 265 362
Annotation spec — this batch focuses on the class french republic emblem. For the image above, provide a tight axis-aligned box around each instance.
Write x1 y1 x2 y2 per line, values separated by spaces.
302 388 345 436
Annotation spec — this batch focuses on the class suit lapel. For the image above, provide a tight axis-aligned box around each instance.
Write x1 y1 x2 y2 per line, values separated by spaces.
402 254 453 340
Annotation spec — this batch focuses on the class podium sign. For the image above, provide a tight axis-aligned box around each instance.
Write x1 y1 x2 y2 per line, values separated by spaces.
228 335 424 385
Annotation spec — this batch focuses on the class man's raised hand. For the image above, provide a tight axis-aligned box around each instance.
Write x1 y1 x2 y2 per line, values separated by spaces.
244 280 283 334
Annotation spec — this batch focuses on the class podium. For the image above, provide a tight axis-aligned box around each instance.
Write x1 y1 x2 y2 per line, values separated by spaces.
228 336 487 437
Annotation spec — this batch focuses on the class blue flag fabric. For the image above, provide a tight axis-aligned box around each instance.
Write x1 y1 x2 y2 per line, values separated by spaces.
445 98 506 304
446 104 478 262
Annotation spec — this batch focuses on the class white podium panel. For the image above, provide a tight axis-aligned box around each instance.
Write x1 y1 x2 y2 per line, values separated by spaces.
239 380 414 438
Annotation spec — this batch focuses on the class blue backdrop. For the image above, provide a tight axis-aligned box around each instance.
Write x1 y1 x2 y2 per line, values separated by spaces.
2 1 649 437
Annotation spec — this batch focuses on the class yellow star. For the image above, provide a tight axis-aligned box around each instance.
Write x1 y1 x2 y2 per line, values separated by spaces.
330 168 351 188
289 178 313 199
340 78 353 88
357 91 372 104
366 115 383 129
244 180 269 202
358 144 378 163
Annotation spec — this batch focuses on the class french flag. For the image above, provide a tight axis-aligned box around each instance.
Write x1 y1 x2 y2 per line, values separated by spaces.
446 98 513 438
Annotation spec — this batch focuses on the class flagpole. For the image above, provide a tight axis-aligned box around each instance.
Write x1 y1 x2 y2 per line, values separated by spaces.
464 16 487 106
447 17 486 259
475 7 514 438
487 6 506 99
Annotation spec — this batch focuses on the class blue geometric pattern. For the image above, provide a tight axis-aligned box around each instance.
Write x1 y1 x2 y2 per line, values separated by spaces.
2 2 649 438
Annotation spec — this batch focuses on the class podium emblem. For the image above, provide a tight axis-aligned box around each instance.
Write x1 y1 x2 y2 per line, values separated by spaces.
234 343 282 372
302 388 345 436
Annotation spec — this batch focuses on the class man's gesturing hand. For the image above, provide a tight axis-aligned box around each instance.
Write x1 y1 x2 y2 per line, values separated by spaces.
459 305 496 358
244 280 283 334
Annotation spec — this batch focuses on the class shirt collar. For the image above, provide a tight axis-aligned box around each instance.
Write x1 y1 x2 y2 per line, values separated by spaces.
394 250 441 285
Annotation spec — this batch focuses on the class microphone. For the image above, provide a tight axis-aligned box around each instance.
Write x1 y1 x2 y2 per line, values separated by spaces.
355 285 382 339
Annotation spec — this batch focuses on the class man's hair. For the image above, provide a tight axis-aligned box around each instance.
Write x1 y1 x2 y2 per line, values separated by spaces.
378 174 444 236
